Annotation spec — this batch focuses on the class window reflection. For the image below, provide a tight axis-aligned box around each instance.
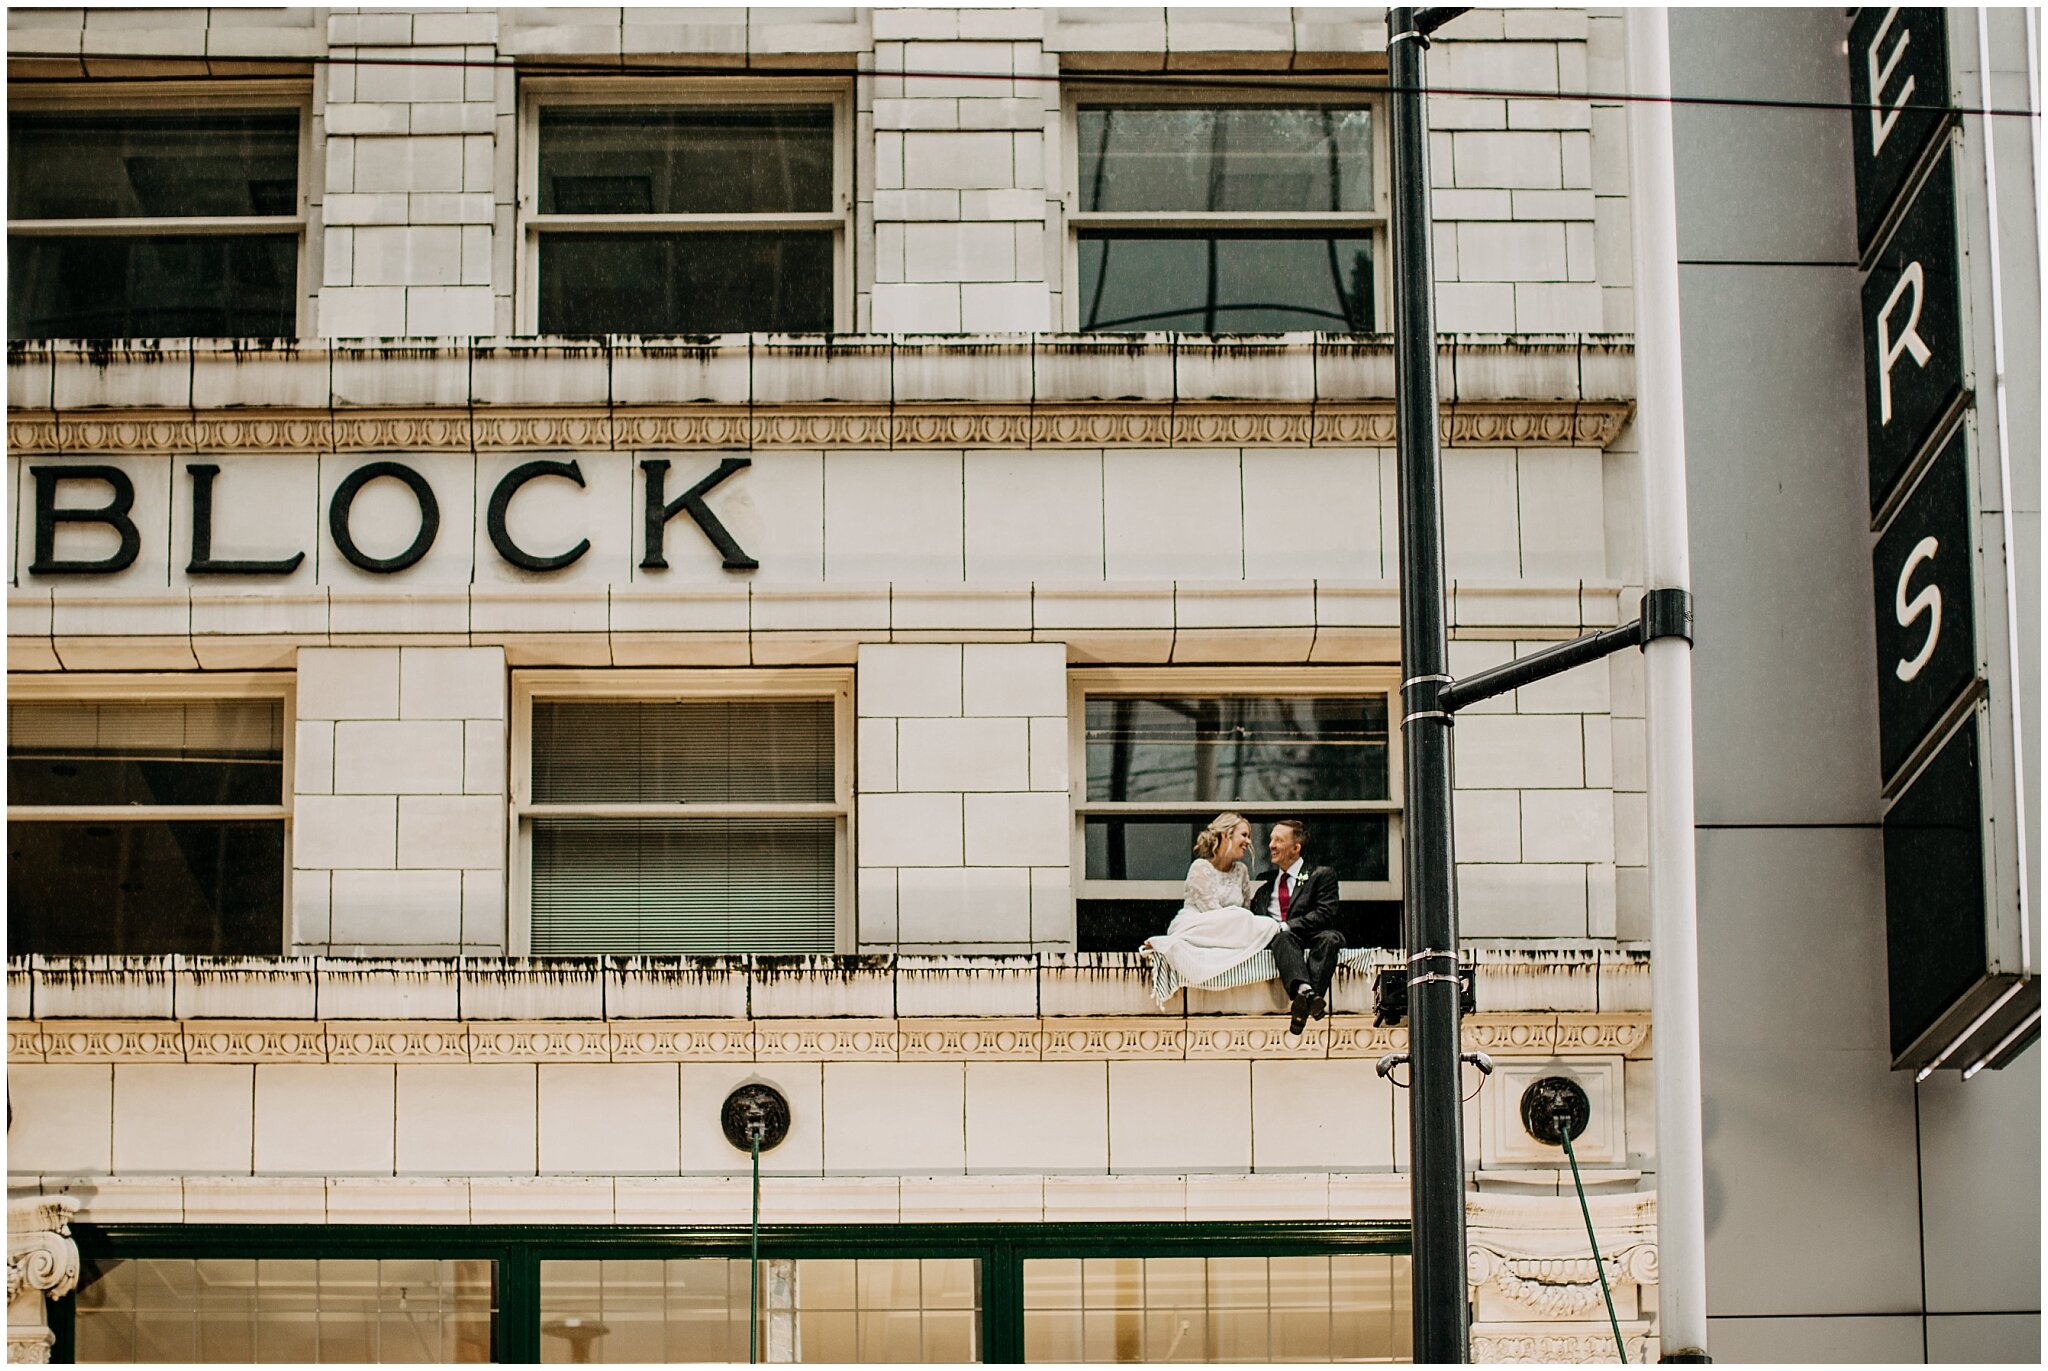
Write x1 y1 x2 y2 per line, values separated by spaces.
1022 1254 1409 1363
538 1257 978 1364
73 1258 494 1364
1085 697 1390 804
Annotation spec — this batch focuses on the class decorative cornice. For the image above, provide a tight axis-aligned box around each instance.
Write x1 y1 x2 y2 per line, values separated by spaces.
11 1010 1647 1064
8 400 1634 457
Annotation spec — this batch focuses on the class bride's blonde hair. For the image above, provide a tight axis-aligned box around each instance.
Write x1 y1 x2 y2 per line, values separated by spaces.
1192 812 1250 860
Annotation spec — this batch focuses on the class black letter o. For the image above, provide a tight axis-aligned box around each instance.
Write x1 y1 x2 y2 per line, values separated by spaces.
329 461 439 573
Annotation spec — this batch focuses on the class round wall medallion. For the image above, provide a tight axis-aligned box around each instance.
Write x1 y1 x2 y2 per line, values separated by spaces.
1519 1075 1592 1146
721 1083 791 1153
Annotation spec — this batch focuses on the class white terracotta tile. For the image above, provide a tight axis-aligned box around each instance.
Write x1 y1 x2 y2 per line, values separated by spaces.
396 1064 537 1175
963 449 1105 581
48 1176 185 1224
757 1177 902 1224
183 1176 329 1223
469 1176 616 1224
538 1064 680 1175
1250 1059 1398 1171
1108 1060 1252 1171
822 1063 966 1173
897 956 1039 1016
112 1064 253 1175
327 1175 472 1223
966 1062 1108 1171
614 1176 752 1224
6 1065 113 1175
603 959 751 1019
1042 1174 1187 1222
253 1064 395 1175
1184 1172 1330 1220
901 1174 1045 1221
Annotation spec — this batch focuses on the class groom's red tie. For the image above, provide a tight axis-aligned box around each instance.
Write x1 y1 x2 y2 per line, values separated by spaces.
1279 874 1292 920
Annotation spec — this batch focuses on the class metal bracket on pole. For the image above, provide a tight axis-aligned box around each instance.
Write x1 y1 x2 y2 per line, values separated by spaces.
1438 588 1696 715
1641 587 1694 644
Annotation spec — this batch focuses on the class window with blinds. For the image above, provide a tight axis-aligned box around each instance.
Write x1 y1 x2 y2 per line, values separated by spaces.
523 695 844 955
7 694 288 955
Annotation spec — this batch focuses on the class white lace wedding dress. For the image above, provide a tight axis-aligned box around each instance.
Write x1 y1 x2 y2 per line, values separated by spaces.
1142 858 1283 988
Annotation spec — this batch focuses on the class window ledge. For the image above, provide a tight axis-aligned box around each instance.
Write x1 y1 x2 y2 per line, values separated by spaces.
8 334 1636 440
7 947 1650 1027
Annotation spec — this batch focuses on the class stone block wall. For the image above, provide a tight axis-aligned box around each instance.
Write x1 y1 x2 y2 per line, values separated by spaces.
856 643 1073 950
5 6 1638 336
293 646 509 954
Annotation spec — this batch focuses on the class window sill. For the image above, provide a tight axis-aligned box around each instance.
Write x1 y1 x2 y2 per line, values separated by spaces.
8 946 1649 1025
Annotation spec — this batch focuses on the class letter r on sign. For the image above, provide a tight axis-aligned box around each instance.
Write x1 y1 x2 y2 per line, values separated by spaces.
1877 260 1932 425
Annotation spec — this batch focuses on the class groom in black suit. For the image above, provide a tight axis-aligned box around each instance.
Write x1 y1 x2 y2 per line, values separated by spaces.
1251 818 1344 1037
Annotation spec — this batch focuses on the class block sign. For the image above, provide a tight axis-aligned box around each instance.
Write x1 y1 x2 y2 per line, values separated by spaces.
1881 717 1987 1059
1861 146 1964 516
1849 6 1952 254
1871 430 1977 784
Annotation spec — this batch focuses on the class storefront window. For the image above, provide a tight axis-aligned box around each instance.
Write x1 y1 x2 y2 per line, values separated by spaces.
537 1258 979 1364
1022 1254 1411 1363
72 1258 495 1364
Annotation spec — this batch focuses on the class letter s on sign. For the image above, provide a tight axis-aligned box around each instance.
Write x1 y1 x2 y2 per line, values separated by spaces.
1894 535 1941 682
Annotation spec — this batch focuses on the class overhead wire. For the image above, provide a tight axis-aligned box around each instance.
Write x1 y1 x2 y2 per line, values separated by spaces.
6 49 2040 121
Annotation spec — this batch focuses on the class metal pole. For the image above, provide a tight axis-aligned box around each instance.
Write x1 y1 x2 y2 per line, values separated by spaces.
1624 9 1711 1361
1387 8 1470 1362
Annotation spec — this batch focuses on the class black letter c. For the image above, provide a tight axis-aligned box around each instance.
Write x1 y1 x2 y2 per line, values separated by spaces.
487 459 591 573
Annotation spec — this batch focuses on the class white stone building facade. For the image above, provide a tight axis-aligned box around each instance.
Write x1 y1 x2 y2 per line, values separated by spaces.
7 6 1671 1364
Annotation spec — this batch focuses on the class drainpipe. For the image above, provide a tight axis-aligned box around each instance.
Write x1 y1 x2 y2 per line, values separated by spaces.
1623 8 1712 1361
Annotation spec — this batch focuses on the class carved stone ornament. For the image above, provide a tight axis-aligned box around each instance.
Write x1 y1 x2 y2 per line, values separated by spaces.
8 1196 80 1365
1466 1190 1658 1364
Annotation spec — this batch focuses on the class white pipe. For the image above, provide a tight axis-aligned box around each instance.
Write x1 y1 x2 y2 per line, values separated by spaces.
1625 9 1712 1360
1976 7 2034 979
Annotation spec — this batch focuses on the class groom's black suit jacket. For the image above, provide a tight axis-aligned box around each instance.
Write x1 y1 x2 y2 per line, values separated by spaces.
1250 864 1341 938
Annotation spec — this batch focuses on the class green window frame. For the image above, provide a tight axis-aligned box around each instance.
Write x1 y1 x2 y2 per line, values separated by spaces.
55 1222 1410 1365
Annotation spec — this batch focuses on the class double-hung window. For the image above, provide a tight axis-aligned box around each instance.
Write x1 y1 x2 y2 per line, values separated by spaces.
6 677 291 956
7 88 308 339
1066 100 1383 332
522 82 850 334
1071 670 1400 949
512 672 852 955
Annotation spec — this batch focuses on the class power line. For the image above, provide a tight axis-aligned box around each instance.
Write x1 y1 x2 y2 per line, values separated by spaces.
9 49 2041 120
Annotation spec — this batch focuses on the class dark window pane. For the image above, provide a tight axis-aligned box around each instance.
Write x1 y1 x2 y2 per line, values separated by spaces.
10 110 299 219
532 699 834 804
10 699 285 806
9 820 284 955
1085 696 1389 803
9 234 298 339
1084 813 1389 882
538 106 833 215
1078 233 1372 332
1079 899 1399 951
537 232 832 335
1078 107 1372 213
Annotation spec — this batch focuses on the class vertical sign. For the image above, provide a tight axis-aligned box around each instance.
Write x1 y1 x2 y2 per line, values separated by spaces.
1848 7 1952 254
1850 9 2031 1073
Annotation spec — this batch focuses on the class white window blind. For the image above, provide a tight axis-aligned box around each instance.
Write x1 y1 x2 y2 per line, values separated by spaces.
527 698 839 955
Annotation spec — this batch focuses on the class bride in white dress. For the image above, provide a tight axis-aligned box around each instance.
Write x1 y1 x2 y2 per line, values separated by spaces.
1142 812 1283 987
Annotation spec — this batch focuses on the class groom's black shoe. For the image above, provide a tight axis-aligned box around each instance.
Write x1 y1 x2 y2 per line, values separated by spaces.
1287 984 1314 1038
1306 989 1330 1021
